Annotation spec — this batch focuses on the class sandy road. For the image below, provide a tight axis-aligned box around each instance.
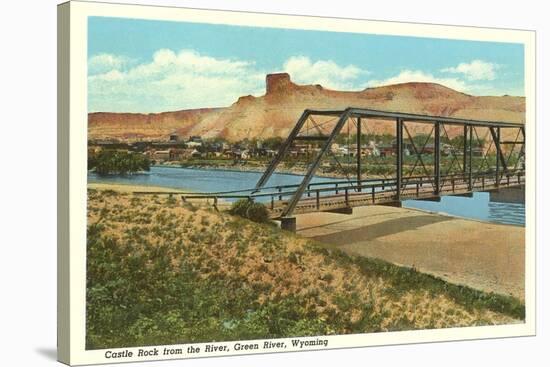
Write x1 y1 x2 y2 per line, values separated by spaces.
296 205 525 300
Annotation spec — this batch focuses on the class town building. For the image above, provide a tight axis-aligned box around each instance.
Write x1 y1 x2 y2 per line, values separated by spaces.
153 150 170 161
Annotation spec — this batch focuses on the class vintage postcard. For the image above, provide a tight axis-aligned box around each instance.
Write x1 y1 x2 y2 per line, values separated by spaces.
57 1 536 365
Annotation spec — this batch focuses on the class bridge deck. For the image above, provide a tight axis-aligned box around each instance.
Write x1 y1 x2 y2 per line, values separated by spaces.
267 174 525 218
174 171 525 220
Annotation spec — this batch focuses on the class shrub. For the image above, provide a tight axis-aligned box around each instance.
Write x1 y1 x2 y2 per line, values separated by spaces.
246 202 269 223
229 199 269 223
229 199 251 217
165 195 176 206
89 150 150 175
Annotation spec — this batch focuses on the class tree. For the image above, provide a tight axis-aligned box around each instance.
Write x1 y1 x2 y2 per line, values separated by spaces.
262 137 284 150
89 150 150 175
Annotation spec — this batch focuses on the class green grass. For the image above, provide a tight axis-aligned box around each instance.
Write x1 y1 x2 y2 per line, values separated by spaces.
87 222 332 348
309 245 525 320
86 190 524 350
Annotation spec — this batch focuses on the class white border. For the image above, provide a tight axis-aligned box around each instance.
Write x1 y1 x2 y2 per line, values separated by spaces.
65 1 536 364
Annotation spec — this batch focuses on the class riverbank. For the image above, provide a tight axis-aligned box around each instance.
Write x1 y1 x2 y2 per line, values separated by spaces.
296 205 525 300
88 180 525 300
87 182 233 209
88 182 190 193
156 162 310 178
86 189 523 348
161 161 387 180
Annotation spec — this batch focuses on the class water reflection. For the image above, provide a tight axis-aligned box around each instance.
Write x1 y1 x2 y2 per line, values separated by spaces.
403 191 524 226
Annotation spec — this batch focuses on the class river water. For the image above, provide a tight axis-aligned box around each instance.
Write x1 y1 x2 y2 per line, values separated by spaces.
88 166 525 226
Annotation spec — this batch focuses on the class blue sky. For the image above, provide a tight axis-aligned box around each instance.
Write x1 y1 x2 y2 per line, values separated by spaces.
88 16 525 113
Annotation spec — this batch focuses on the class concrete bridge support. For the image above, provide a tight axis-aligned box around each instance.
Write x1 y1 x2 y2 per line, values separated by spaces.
280 217 296 232
489 186 525 204
380 201 403 208
327 207 353 214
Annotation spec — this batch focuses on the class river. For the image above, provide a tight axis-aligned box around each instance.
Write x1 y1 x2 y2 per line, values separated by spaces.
88 166 525 226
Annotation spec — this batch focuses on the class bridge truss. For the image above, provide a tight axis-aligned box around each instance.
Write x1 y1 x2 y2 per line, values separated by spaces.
253 108 525 228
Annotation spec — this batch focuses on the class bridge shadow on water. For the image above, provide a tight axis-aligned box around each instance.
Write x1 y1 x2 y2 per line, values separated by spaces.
301 214 454 246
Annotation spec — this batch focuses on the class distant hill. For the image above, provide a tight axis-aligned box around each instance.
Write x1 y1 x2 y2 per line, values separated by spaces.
88 73 525 142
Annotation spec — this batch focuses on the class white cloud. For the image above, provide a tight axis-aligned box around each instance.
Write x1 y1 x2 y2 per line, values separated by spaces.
93 69 124 82
283 56 368 90
89 50 517 112
441 60 497 81
88 49 266 112
88 53 131 75
367 70 469 92
366 68 521 96
89 51 374 112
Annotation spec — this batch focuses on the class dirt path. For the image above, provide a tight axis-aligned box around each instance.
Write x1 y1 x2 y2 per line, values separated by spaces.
87 183 232 209
296 205 525 300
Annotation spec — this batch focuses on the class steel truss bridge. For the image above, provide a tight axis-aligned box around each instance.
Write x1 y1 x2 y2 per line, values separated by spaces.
181 108 525 231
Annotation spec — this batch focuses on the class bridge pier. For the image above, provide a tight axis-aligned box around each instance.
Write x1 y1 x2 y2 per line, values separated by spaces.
489 186 525 204
417 196 441 202
280 217 296 232
450 192 473 198
380 201 402 208
327 207 353 214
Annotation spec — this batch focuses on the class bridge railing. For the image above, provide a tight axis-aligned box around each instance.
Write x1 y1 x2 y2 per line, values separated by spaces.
248 169 524 209
171 169 524 212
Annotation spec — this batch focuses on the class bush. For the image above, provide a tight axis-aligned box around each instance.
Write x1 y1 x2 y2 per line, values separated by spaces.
229 199 269 223
229 199 251 217
246 202 269 223
89 150 150 175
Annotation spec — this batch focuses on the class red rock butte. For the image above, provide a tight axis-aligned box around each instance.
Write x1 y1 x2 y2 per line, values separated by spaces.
88 73 525 142
266 73 297 94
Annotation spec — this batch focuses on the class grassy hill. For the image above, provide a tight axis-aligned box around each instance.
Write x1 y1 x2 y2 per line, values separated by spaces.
86 189 524 349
